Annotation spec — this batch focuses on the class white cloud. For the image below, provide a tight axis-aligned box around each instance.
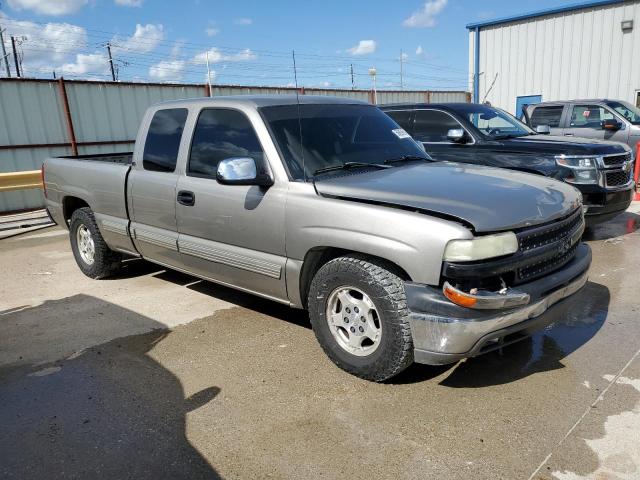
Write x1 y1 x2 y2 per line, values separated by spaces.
416 45 424 56
111 24 164 54
115 0 143 7
6 0 87 16
149 59 186 81
400 52 409 61
205 26 219 37
193 47 257 64
403 0 448 28
234 18 253 25
347 40 377 56
3 18 87 66
58 53 108 76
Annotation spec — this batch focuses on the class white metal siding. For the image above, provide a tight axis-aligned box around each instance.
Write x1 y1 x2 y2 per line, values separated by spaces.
469 1 640 113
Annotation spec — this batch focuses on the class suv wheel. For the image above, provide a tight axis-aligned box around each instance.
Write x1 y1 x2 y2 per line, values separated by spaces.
69 207 122 279
307 255 413 381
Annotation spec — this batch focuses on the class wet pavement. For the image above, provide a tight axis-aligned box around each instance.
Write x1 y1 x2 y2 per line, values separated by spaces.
1 204 639 480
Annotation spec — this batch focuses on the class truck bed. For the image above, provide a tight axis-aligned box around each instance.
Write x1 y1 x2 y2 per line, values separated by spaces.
57 152 133 165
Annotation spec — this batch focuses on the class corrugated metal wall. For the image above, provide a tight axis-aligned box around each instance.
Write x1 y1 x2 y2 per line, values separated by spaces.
469 0 640 113
0 79 468 213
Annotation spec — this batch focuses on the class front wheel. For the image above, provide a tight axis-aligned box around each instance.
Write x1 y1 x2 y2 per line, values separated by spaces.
69 207 122 279
307 255 414 382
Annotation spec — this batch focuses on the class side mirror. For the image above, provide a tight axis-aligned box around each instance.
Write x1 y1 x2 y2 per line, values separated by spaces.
602 119 622 131
535 125 551 134
216 157 273 187
447 128 466 143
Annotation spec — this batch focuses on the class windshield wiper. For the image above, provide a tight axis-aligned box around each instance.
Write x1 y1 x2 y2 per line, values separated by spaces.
313 162 391 176
384 155 432 165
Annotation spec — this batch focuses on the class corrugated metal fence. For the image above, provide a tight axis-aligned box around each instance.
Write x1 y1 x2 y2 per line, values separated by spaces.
0 78 469 213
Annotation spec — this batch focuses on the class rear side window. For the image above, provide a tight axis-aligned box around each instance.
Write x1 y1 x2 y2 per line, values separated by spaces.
413 110 462 143
143 108 188 172
384 110 412 132
529 106 563 128
188 108 264 178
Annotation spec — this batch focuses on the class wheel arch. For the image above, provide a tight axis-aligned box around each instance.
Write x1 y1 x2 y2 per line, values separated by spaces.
297 246 412 309
62 196 91 226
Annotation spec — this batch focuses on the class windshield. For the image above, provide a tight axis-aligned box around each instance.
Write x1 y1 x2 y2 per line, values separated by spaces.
607 101 640 125
449 104 534 139
260 103 429 180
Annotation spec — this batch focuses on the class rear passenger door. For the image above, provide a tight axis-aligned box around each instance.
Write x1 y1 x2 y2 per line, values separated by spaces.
412 109 477 163
175 107 288 301
527 105 565 136
129 107 188 268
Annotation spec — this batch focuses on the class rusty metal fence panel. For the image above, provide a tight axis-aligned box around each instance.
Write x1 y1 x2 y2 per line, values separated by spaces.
0 78 468 213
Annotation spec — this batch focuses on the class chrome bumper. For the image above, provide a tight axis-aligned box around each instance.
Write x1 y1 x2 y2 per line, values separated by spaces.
406 243 591 365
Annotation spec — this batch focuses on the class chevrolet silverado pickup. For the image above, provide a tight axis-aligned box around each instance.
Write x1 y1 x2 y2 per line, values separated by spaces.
43 96 591 381
382 102 635 225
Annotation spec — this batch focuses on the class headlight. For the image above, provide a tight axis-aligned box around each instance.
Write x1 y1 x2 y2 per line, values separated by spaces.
555 155 599 184
443 232 518 262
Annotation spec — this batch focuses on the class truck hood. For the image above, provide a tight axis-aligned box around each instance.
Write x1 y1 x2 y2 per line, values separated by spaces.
497 134 630 155
314 162 582 233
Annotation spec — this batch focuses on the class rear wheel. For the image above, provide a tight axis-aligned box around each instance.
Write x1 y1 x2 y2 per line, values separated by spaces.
307 255 413 382
69 207 122 279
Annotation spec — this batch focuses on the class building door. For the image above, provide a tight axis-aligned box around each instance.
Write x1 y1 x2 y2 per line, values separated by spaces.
515 95 542 119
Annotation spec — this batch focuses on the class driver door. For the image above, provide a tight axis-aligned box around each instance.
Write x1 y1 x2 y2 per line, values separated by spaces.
175 107 288 301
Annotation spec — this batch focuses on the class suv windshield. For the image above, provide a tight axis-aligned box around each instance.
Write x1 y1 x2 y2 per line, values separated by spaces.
260 103 429 180
449 104 534 139
607 101 640 125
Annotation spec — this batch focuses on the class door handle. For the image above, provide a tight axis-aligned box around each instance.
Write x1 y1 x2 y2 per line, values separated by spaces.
177 190 195 206
564 133 574 136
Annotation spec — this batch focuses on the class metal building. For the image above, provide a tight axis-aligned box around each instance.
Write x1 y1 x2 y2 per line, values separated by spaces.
467 0 640 117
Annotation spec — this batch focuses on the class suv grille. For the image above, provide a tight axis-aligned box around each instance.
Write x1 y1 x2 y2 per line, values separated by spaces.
601 153 630 166
605 169 631 187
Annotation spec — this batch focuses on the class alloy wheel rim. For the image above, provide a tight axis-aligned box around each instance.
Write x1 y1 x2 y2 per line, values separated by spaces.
325 286 382 356
76 224 95 265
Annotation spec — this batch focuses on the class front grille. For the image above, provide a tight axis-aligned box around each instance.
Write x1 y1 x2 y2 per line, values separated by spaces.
605 169 631 187
518 242 579 281
601 153 630 166
442 208 585 288
518 208 582 252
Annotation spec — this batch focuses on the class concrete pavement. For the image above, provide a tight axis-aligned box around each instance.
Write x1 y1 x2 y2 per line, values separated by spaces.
1 204 639 479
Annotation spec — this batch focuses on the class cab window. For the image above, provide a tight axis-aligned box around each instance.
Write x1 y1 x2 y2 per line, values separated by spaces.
413 110 463 143
529 106 563 128
188 108 264 178
569 105 615 128
142 108 188 173
384 110 413 133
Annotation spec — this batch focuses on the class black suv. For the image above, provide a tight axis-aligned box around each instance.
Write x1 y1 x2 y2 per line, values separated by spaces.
381 103 635 224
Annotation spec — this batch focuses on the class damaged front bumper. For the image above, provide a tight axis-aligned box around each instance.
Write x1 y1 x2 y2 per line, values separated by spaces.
406 243 592 365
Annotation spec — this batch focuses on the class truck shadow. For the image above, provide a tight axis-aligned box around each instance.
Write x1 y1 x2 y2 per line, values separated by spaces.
0 295 222 480
583 210 640 241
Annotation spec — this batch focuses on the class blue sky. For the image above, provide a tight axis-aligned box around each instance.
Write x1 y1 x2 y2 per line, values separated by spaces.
0 0 574 90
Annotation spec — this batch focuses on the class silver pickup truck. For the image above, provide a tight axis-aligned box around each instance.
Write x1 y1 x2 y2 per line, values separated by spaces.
43 95 591 381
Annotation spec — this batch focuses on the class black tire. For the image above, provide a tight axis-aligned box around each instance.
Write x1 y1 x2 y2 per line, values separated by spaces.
307 255 413 382
69 207 122 279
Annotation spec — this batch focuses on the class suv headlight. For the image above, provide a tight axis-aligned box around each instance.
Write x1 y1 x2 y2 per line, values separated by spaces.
555 155 599 184
443 232 518 262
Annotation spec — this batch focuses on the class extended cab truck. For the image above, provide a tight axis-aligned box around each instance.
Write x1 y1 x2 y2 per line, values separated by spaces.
44 96 591 381
523 99 640 150
382 103 635 225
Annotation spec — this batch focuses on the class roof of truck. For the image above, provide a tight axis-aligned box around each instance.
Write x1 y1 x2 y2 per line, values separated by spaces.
527 99 618 106
156 95 369 108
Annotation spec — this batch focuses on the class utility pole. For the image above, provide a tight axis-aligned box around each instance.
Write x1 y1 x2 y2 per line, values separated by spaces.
205 50 212 97
400 49 404 90
106 42 116 81
350 64 355 90
10 35 20 78
0 25 11 77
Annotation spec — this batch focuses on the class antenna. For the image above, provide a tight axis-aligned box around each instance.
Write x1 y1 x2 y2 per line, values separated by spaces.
292 50 306 181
